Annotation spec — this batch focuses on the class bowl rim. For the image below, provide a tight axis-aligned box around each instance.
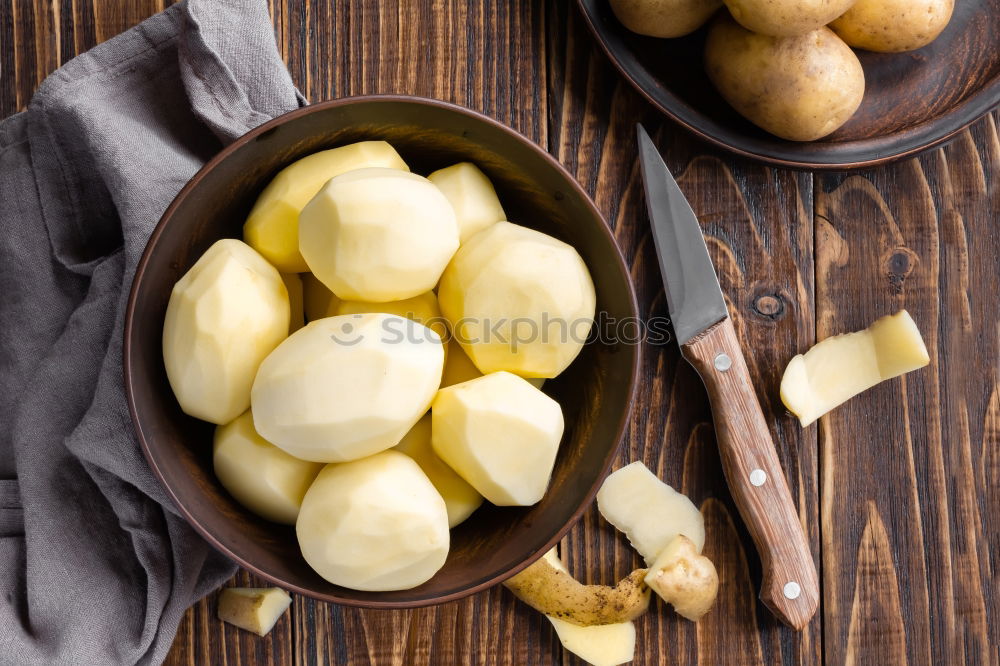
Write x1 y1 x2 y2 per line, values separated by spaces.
123 94 641 607
575 0 1000 171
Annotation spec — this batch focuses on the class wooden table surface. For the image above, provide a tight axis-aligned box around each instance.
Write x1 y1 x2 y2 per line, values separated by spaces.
3 1 997 664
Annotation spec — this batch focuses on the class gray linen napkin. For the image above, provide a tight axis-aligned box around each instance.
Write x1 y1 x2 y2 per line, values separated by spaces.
0 0 303 663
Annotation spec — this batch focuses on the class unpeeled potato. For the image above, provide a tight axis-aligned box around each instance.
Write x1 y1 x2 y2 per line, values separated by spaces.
705 15 865 142
723 0 857 37
830 0 954 53
609 0 722 39
644 535 718 621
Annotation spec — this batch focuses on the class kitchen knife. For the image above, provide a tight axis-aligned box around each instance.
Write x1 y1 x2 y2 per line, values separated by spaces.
637 124 819 630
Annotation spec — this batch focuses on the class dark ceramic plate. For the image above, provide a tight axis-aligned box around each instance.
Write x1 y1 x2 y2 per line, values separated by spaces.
124 96 639 607
577 0 1000 169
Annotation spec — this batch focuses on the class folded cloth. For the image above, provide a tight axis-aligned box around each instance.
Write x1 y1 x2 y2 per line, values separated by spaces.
0 1 303 663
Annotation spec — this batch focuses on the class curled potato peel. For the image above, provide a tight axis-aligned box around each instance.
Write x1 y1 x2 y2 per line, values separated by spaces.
503 555 650 626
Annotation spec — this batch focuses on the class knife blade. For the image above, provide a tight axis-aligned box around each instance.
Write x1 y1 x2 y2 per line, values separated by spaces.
636 128 728 345
637 124 819 630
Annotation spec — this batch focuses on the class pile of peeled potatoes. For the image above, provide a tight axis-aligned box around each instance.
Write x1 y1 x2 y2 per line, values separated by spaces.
162 140 597 592
611 0 955 141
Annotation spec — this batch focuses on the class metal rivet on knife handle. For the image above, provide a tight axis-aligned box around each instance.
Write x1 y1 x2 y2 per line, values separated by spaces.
783 582 802 600
713 353 732 371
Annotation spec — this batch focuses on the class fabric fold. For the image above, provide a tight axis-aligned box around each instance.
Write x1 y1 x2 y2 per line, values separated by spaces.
0 1 304 663
0 480 23 538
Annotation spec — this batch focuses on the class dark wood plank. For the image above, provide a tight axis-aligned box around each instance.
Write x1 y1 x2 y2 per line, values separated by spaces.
170 570 295 666
815 111 1000 666
6 0 998 665
546 2 821 664
0 1 174 115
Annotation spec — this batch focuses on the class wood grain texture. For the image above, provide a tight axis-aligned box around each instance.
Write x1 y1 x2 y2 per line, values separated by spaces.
170 569 295 666
816 112 1000 666
2 0 997 665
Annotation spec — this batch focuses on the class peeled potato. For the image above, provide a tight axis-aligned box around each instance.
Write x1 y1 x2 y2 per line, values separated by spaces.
217 588 292 636
243 141 409 273
213 411 323 524
427 162 505 243
438 222 595 379
441 339 544 390
163 239 289 425
830 0 954 52
299 168 460 302
441 339 483 388
723 0 857 36
280 273 305 332
780 310 929 427
301 272 340 322
610 0 722 38
335 291 449 344
432 372 564 506
251 314 444 462
296 451 450 591
596 461 705 564
548 617 636 666
393 414 483 528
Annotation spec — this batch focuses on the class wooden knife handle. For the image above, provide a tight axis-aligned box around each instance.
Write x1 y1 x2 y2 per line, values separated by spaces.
681 317 818 630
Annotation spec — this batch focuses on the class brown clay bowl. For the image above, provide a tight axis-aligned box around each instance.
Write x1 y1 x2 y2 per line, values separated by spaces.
577 0 1000 169
123 96 639 607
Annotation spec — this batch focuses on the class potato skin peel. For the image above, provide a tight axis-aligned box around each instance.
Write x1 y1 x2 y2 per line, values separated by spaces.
503 557 651 626
644 535 719 621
